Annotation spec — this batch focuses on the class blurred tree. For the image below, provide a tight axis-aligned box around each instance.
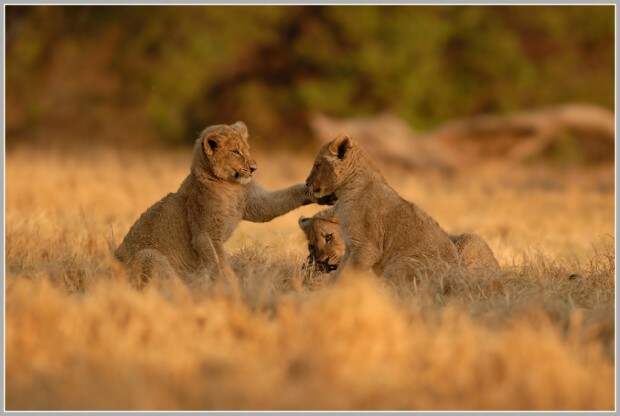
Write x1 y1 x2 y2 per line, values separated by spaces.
6 5 614 149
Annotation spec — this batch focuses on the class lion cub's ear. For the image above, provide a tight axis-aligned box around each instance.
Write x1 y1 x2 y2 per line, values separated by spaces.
328 135 353 160
202 133 219 156
298 216 313 232
232 121 249 139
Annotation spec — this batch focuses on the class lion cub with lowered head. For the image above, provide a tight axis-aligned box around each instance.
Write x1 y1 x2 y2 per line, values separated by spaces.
299 208 499 274
116 121 319 286
305 135 460 280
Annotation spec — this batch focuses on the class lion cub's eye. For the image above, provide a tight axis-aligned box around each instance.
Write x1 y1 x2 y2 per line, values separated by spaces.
324 234 333 243
232 149 242 156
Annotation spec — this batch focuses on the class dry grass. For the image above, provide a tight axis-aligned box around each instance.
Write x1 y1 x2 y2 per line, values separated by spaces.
5 145 615 410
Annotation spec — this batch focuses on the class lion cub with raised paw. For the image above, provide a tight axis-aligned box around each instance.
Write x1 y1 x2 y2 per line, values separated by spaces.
305 135 460 280
116 121 317 287
299 208 499 274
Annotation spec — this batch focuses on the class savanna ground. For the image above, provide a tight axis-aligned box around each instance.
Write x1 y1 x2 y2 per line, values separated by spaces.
5 145 615 410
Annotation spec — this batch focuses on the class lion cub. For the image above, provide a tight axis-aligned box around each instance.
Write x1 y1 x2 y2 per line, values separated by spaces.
116 121 315 286
298 208 343 273
305 135 459 280
299 209 499 274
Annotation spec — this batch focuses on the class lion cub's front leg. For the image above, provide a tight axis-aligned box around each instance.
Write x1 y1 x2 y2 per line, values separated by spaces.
127 248 177 289
192 232 235 282
243 182 315 223
333 242 380 281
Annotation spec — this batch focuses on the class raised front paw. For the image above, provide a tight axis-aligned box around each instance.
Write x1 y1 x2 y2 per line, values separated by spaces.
302 185 337 206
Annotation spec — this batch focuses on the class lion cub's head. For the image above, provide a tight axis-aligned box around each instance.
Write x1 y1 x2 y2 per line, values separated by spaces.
193 121 257 185
305 135 356 198
298 211 344 273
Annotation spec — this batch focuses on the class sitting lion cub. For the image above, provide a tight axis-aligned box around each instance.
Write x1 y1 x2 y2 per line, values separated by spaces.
299 208 499 274
305 135 460 280
116 121 317 286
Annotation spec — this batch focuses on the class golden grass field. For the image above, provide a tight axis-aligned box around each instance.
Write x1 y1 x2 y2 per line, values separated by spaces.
6 145 615 410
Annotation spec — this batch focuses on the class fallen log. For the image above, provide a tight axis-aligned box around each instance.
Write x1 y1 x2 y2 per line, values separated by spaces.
310 103 614 172
429 103 614 164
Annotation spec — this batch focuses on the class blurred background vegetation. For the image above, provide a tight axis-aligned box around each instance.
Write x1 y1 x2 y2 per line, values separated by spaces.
6 5 614 150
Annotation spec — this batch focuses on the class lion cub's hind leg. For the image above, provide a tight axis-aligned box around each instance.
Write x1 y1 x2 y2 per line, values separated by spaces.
127 248 177 289
382 255 460 294
451 233 500 273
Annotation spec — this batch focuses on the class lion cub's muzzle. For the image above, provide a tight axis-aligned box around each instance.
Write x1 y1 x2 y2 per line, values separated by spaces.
304 181 337 205
316 193 337 205
304 255 339 273
234 163 257 184
305 177 324 199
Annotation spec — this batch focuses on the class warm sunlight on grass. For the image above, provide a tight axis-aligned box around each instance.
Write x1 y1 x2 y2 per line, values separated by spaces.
6 146 614 410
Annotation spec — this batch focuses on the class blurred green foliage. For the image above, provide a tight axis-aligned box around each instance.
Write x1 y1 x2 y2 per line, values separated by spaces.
6 6 614 148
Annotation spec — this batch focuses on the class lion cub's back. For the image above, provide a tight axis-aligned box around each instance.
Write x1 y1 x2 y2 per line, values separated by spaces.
115 192 198 271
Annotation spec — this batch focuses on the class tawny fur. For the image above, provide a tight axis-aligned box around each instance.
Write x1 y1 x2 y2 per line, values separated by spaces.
450 233 500 272
115 121 313 286
305 135 460 280
299 208 500 274
298 207 343 273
